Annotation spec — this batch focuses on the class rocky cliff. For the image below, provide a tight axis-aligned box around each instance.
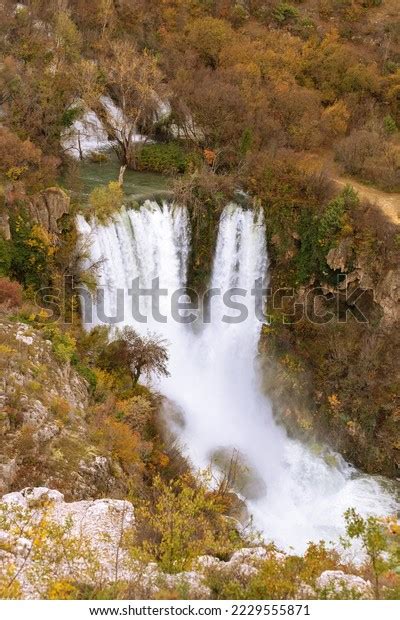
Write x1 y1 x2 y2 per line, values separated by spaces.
0 320 120 499
0 187 70 242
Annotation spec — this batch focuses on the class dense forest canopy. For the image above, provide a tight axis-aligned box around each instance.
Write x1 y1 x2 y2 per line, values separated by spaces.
0 0 398 188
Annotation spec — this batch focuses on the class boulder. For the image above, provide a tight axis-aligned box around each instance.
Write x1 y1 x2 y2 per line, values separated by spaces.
316 570 372 598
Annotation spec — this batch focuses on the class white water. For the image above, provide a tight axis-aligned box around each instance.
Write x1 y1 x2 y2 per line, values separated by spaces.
62 96 147 159
78 201 398 552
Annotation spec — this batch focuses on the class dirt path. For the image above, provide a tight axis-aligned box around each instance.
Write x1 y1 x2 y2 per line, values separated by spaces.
334 176 400 225
300 151 400 226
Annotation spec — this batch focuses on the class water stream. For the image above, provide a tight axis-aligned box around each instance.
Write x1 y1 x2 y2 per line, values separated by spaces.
77 200 398 552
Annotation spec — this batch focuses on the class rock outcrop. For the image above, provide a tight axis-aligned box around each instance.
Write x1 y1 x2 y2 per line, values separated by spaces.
0 321 119 499
326 238 400 327
0 187 70 242
28 188 70 235
0 486 376 600
316 570 372 599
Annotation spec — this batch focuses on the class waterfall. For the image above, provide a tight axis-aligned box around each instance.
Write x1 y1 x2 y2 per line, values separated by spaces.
78 200 398 553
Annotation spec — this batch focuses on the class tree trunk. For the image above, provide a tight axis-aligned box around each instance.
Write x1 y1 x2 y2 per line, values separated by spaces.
118 165 127 187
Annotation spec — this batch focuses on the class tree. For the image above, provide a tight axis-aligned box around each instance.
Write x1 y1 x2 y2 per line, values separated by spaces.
0 127 58 193
88 180 124 224
187 16 233 68
95 41 165 168
343 508 396 599
132 473 240 573
0 7 84 157
101 327 170 386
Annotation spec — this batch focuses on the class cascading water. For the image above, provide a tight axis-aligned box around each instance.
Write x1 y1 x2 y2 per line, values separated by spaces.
78 200 398 552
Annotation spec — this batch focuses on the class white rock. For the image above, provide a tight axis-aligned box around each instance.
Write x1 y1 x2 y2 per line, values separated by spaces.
2 491 28 508
230 546 267 563
193 555 221 571
297 583 316 599
15 537 32 555
235 562 258 579
316 570 372 598
164 571 212 599
2 487 64 509
22 487 65 506
16 333 33 346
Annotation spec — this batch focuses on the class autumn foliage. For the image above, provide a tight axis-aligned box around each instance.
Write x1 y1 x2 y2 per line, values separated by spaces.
0 277 23 308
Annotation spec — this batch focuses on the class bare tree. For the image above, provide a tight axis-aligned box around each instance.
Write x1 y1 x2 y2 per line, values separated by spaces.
104 327 170 386
96 40 165 169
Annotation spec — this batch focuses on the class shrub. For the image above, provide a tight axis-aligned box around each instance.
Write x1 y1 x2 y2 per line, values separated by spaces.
100 327 170 387
0 277 23 308
336 129 400 190
0 235 12 277
273 3 299 24
43 326 76 363
335 130 382 176
92 416 141 473
89 181 124 224
342 509 400 599
187 17 233 67
117 395 154 434
131 474 241 573
384 115 398 135
206 541 339 599
50 397 71 424
0 127 58 191
7 217 56 290
320 101 350 140
136 143 200 175
88 151 109 164
73 363 98 392
296 187 358 283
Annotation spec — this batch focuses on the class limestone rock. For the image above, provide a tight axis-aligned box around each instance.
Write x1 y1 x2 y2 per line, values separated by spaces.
326 239 353 273
374 269 400 325
163 571 212 599
2 487 65 508
230 546 268 564
0 320 121 499
28 187 70 234
316 570 372 598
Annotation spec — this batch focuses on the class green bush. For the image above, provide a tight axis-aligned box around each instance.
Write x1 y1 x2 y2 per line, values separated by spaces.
89 181 124 224
296 187 358 284
273 3 299 24
384 115 398 135
6 214 56 290
43 326 77 363
136 143 200 175
73 361 98 392
0 235 12 277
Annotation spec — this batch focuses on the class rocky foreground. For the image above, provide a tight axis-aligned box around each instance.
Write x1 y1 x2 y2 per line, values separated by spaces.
0 487 373 600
